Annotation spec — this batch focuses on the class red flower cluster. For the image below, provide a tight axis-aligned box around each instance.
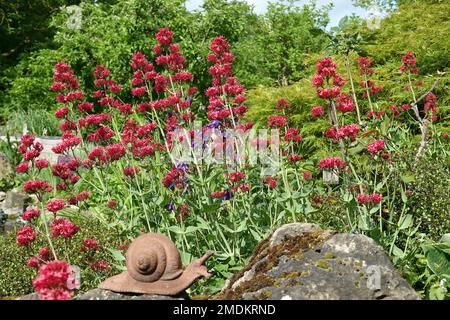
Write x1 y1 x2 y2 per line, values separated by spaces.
400 52 419 74
162 167 186 189
264 176 277 189
82 239 100 252
424 93 438 115
324 124 359 142
27 247 53 269
229 171 245 183
311 106 324 117
46 199 66 213
268 115 288 128
22 208 40 221
284 128 302 142
16 225 37 246
313 57 345 100
90 260 110 271
357 193 383 205
317 157 347 170
50 218 80 238
17 134 44 166
275 98 291 110
360 80 383 97
32 260 73 300
206 37 247 125
367 139 385 155
366 110 385 120
123 166 140 177
23 180 53 194
357 57 374 76
336 94 355 113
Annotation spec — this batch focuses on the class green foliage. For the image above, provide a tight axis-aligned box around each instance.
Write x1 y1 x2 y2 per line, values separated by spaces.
407 154 450 241
0 217 126 298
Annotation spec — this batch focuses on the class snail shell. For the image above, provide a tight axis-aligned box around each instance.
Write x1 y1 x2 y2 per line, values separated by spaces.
126 233 183 283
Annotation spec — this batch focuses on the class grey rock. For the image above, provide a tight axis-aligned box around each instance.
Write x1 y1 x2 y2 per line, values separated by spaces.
2 191 30 217
0 191 6 202
18 289 187 300
220 223 420 300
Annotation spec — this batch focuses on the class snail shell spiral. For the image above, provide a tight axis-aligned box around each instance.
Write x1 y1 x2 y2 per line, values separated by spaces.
126 233 182 283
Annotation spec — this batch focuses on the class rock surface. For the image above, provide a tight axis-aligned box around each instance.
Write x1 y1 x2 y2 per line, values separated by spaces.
18 289 187 300
1 191 29 217
218 223 420 300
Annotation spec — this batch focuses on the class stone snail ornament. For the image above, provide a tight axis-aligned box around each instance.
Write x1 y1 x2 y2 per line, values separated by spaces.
99 233 214 295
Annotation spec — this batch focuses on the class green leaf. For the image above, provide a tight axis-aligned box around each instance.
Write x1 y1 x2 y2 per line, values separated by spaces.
107 248 126 262
398 214 413 230
422 244 450 281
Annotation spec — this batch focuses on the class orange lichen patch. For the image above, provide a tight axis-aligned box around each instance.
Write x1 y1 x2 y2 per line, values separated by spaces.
213 229 334 300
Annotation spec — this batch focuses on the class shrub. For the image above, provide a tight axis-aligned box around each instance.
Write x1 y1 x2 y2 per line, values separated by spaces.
0 217 126 298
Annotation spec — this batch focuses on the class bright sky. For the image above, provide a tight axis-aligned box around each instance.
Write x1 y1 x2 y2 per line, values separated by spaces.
185 0 368 28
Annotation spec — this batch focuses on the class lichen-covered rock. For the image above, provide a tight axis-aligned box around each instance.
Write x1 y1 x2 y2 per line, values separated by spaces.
18 289 187 300
1 190 30 217
218 223 420 300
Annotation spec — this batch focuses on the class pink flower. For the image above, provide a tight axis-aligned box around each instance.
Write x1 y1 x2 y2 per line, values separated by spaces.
123 166 140 177
54 107 69 119
370 193 383 204
276 98 291 110
16 225 37 246
21 134 35 147
264 176 277 189
229 171 245 183
357 194 370 204
39 247 52 261
76 191 90 202
46 199 66 213
22 208 40 221
50 218 80 238
82 239 100 252
90 260 110 271
268 115 288 128
211 191 227 199
367 139 385 155
27 257 41 268
107 200 117 209
16 162 29 173
23 180 53 194
32 260 73 300
311 106 324 117
318 157 347 170
303 171 312 180
36 159 49 170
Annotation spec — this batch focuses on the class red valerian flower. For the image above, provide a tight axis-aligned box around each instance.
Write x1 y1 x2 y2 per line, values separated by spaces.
90 260 110 271
39 247 52 261
46 199 66 213
317 157 347 169
16 225 37 246
155 28 173 45
336 94 355 113
107 200 117 209
357 193 383 205
268 115 288 128
288 154 302 163
264 176 277 189
23 180 53 194
82 239 100 252
27 257 41 268
22 208 40 221
54 107 69 119
16 162 29 173
311 106 325 118
76 191 91 202
229 171 245 183
123 166 140 177
32 260 73 300
50 218 80 238
303 171 312 180
284 128 302 142
367 139 385 155
400 52 419 74
36 159 49 170
211 191 228 199
105 143 126 161
21 134 35 147
337 124 359 141
275 98 291 110
357 56 374 75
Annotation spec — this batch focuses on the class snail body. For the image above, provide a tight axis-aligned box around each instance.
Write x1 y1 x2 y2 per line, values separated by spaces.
99 233 213 295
